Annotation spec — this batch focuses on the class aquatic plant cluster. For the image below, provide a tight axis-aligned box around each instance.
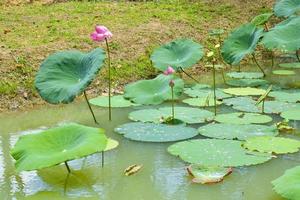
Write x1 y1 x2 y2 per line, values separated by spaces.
9 0 300 199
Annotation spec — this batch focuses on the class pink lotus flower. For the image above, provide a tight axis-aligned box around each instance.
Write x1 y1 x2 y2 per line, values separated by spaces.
164 66 175 75
90 25 113 42
169 80 175 87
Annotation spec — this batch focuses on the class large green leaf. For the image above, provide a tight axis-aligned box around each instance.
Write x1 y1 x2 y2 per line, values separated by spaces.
35 48 105 104
251 13 273 26
129 107 214 124
226 79 268 87
226 72 264 79
221 23 263 65
269 89 300 103
274 0 300 17
182 98 223 107
89 95 138 107
10 123 108 172
150 39 204 71
223 87 266 96
168 139 272 167
115 122 198 142
272 165 300 200
262 16 300 51
198 123 278 140
243 136 300 154
214 112 273 124
124 74 184 105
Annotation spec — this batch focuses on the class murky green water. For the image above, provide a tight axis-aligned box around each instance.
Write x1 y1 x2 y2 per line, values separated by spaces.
1 66 300 200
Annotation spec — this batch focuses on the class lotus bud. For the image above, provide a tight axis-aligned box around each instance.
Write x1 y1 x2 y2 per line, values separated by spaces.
206 51 214 58
90 25 112 42
169 80 175 87
215 44 220 48
164 66 175 75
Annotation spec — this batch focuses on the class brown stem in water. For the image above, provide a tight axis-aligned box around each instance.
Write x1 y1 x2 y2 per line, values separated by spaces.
179 67 200 83
65 161 71 173
252 54 266 77
84 91 98 124
105 38 112 121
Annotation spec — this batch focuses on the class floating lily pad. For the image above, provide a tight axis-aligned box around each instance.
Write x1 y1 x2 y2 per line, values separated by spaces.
89 95 138 107
272 70 295 75
35 48 105 104
10 123 108 172
124 74 184 105
221 23 263 65
279 62 300 69
251 13 273 26
105 138 119 151
182 98 223 107
168 139 272 167
214 112 272 124
272 165 300 200
190 84 211 89
269 89 300 103
184 88 231 99
274 0 300 17
150 39 204 71
226 72 264 79
243 136 300 154
223 87 266 96
187 165 233 184
129 107 214 124
281 108 300 120
115 122 198 142
198 123 278 140
226 79 268 87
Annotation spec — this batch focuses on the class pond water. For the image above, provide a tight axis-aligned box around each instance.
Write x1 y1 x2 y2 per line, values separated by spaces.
1 66 300 200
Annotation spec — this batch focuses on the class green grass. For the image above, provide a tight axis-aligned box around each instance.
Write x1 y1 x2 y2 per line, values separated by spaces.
0 0 273 110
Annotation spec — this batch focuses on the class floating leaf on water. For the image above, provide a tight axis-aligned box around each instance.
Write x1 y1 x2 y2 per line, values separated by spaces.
272 70 295 75
150 39 204 71
104 138 119 151
243 136 300 154
124 74 184 105
124 164 143 176
251 13 273 26
272 165 300 200
276 120 295 133
35 48 105 104
223 87 266 96
214 112 272 124
182 98 223 107
226 72 264 79
226 79 268 87
168 139 272 167
198 123 278 140
281 108 300 120
187 165 233 184
190 84 211 90
269 89 300 103
274 0 300 17
279 62 300 69
89 95 139 107
184 88 231 99
115 122 198 142
221 23 263 65
11 123 108 172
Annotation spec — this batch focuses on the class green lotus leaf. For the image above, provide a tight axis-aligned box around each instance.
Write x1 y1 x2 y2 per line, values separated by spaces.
209 29 225 36
10 123 108 172
187 165 233 184
243 136 300 154
272 69 295 75
226 79 268 87
281 107 300 120
272 165 300 200
35 48 105 104
190 84 211 89
279 62 300 69
214 112 273 124
226 72 264 79
105 138 119 151
124 74 184 105
274 0 300 17
150 39 204 71
262 16 300 51
129 107 214 124
269 89 300 102
251 13 273 26
114 122 198 142
223 87 266 96
198 123 278 140
221 23 263 65
168 139 272 167
184 88 231 99
182 98 223 107
89 95 139 107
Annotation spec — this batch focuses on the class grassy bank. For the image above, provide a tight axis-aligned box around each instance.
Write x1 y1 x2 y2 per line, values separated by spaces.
0 0 273 111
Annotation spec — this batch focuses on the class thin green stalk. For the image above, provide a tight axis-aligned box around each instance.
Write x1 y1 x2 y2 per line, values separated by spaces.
84 91 98 124
105 38 112 121
252 54 266 77
238 64 241 72
221 69 226 84
65 161 71 173
262 99 265 114
212 61 217 116
171 86 175 120
101 151 104 168
179 67 200 83
271 50 274 68
296 51 300 62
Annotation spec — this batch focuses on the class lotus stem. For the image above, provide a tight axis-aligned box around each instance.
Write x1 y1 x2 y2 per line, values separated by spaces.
179 67 200 83
264 23 269 32
262 99 265 114
105 38 112 121
212 61 217 116
221 69 226 84
238 64 241 72
84 91 99 124
252 54 266 77
271 50 274 68
296 51 300 62
65 161 71 173
171 86 175 121
64 173 70 194
101 151 104 168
